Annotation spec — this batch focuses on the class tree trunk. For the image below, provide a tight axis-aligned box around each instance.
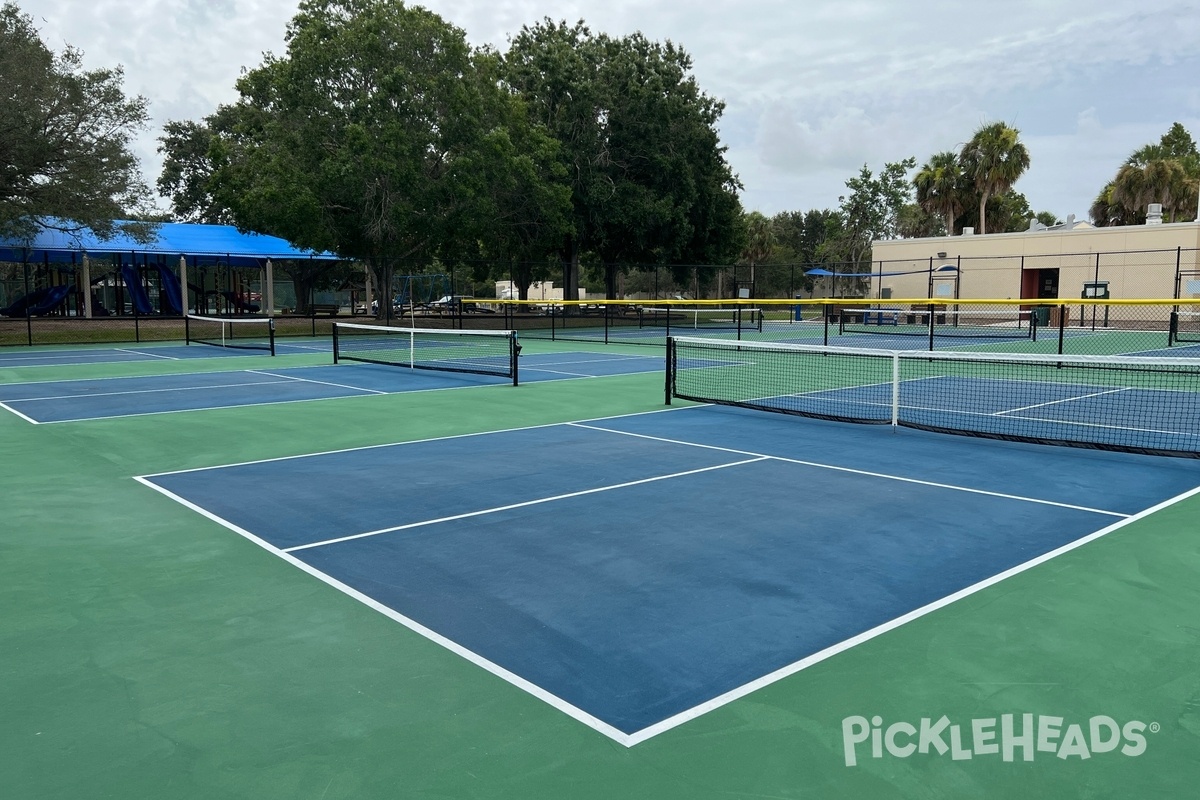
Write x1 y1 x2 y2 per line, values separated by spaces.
367 258 394 321
604 263 617 300
514 261 533 301
559 237 582 313
979 191 989 235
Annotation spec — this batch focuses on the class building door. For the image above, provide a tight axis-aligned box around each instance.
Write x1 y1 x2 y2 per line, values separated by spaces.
1037 269 1059 299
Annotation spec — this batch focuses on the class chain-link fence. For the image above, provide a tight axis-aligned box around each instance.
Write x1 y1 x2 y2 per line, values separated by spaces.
5 247 1200 351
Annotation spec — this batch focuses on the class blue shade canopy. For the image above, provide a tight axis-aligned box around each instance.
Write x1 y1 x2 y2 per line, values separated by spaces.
805 265 958 278
0 219 341 267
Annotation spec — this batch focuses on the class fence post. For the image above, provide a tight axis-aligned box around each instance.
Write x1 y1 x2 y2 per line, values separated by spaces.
22 250 32 345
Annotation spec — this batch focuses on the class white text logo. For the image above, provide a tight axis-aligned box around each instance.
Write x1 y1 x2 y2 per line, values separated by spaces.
842 714 1157 767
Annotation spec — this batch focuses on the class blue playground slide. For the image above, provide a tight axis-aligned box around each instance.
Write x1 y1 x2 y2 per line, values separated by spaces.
156 263 183 315
1 287 51 316
0 285 71 317
120 265 154 315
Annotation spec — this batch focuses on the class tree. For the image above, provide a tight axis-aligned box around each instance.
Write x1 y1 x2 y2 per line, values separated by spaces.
960 122 1030 234
828 158 916 267
502 20 743 301
950 188 1041 234
772 209 839 264
454 50 572 301
739 211 775 295
191 0 568 317
913 151 964 236
897 202 944 238
1091 123 1200 225
0 2 154 241
156 117 236 225
1113 157 1191 223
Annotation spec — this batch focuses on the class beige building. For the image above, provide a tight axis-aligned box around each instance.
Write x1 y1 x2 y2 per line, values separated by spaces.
869 216 1200 303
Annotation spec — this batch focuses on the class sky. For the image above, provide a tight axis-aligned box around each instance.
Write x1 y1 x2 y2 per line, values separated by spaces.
15 0 1200 222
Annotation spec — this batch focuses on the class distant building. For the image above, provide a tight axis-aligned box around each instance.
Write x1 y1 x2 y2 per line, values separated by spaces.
870 211 1200 302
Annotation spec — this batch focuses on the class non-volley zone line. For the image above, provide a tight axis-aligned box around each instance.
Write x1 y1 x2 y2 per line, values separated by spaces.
0 340 330 367
0 352 665 423
135 409 1200 745
0 368 386 423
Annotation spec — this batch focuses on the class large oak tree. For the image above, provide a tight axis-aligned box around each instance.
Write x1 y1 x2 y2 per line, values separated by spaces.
502 20 743 300
190 0 569 313
0 2 153 241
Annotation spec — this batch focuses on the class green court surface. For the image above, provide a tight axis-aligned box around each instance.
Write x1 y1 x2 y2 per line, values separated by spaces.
4 337 1200 800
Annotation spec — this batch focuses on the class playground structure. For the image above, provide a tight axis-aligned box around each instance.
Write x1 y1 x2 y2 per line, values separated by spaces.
0 256 274 319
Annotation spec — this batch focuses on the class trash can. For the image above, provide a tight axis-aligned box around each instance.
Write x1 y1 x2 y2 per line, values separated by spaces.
794 295 805 321
1032 305 1051 327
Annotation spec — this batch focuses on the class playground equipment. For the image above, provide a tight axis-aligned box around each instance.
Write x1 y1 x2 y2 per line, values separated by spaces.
0 285 71 317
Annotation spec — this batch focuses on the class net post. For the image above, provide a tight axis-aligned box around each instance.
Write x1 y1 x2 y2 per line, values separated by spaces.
823 303 829 346
665 336 675 405
268 317 276 356
1057 305 1066 355
184 314 191 346
927 303 935 351
332 322 340 363
511 331 519 387
891 351 900 429
1031 308 1039 342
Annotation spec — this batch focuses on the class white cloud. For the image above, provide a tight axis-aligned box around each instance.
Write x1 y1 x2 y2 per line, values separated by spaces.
13 0 1200 219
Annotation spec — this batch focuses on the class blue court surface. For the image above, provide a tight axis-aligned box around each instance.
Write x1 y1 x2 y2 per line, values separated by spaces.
771 376 1200 453
0 352 663 422
137 405 1200 744
0 340 329 367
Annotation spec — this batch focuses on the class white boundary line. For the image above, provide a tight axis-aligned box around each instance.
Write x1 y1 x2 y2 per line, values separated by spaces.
1 352 650 423
247 370 389 395
113 348 179 360
4 378 296 403
130 408 1194 748
139 406 689 478
0 400 39 424
622 480 1200 745
132 475 638 747
568 422 1128 518
0 368 252 388
21 372 518 424
285 458 768 552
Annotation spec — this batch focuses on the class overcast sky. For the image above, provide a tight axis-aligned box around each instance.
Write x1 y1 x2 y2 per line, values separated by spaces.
16 0 1200 222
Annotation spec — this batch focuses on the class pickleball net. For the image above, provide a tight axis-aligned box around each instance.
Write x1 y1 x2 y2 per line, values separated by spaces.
666 335 1200 457
837 306 1035 340
332 323 520 385
1169 310 1200 345
638 306 764 333
185 314 276 355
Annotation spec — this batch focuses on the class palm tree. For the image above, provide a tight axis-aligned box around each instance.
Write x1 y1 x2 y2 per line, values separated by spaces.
960 122 1031 234
913 151 964 235
740 211 775 296
1089 182 1125 227
1113 159 1190 221
1096 124 1200 224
